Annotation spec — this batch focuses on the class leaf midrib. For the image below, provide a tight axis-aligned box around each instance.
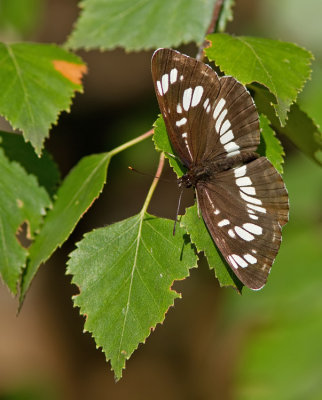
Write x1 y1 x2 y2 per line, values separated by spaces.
5 44 35 128
116 212 144 367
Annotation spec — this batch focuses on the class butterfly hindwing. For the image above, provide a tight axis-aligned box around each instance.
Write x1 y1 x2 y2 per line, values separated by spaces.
196 157 289 289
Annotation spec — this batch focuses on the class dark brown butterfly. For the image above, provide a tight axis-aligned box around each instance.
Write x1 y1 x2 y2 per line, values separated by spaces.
151 48 289 290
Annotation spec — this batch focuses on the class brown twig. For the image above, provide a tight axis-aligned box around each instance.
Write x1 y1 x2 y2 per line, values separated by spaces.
196 0 225 61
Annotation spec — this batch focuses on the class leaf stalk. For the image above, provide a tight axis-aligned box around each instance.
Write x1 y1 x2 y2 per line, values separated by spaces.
108 128 154 158
140 152 165 215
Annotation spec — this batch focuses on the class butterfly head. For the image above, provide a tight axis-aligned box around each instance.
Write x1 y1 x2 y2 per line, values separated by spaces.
178 173 194 189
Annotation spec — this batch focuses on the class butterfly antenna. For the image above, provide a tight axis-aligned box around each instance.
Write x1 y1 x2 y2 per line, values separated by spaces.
128 166 172 182
128 166 153 177
173 188 184 236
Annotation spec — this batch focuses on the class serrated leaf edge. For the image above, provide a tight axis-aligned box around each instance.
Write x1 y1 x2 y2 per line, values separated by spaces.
180 206 240 291
206 34 314 126
66 213 198 379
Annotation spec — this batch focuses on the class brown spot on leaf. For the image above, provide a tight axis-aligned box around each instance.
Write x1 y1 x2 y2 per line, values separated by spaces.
53 60 87 84
16 221 32 248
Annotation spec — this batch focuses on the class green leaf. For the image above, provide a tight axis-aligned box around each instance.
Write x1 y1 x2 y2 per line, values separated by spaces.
20 153 111 301
153 116 186 177
0 42 87 154
205 33 313 125
0 0 43 37
0 130 60 196
253 85 322 167
217 0 235 32
181 204 242 291
257 114 285 174
67 212 197 380
0 148 51 294
299 60 322 129
67 0 216 51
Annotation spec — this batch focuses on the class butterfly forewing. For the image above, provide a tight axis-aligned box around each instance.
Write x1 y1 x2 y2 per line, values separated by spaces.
152 48 221 167
151 48 289 290
152 48 261 166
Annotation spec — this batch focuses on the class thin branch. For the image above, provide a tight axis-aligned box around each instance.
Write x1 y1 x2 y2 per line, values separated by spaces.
109 128 154 157
141 152 165 215
196 0 224 61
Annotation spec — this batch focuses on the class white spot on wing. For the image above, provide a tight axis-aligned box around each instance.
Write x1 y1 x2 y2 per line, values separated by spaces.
234 165 246 178
240 192 262 205
227 150 240 157
235 226 254 241
183 88 193 111
191 86 204 107
220 130 234 145
205 190 216 210
247 203 267 213
215 109 228 132
182 132 188 138
236 177 252 186
244 253 257 264
249 214 259 220
224 142 240 154
232 254 248 268
176 117 187 127
213 98 226 119
203 98 209 109
157 80 163 96
170 68 178 84
243 223 263 235
161 74 169 94
241 186 256 195
177 104 182 114
228 229 236 238
214 209 220 215
206 105 211 113
228 255 239 269
220 120 231 135
218 219 230 227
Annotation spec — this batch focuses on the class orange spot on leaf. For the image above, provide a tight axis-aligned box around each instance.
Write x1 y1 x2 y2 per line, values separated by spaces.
53 60 87 85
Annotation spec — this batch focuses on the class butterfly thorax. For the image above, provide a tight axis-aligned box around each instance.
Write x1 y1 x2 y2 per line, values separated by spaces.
178 151 258 188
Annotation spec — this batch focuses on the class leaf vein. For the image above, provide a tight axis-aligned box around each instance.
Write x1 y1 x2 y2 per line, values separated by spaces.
5 44 36 128
236 37 279 102
116 213 144 365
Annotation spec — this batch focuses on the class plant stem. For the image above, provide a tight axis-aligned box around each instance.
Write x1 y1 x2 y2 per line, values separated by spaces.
196 0 225 61
141 152 165 215
109 128 154 157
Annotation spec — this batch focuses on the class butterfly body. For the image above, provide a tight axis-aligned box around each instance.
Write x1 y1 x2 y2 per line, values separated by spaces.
152 48 289 290
178 151 259 188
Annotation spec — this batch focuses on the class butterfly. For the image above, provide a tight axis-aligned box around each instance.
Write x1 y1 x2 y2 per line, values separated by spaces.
151 48 289 290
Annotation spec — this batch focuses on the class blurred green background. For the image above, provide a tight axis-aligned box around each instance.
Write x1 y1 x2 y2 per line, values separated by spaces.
0 0 321 399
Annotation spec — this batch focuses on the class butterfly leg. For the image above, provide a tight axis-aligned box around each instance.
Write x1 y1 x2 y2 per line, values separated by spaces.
165 151 180 161
173 188 184 235
195 189 201 218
